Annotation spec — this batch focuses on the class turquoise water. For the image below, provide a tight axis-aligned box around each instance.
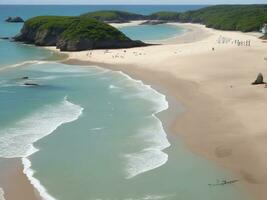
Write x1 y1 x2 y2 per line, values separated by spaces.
0 5 248 200
120 24 187 41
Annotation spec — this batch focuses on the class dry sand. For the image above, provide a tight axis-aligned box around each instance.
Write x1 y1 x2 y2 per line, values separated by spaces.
58 22 267 199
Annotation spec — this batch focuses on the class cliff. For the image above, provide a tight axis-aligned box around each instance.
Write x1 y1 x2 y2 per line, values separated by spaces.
14 16 147 51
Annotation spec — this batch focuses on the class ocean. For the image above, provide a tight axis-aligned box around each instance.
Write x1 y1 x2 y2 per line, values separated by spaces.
0 5 247 200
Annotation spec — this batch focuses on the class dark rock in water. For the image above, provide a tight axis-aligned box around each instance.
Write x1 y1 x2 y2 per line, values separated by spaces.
5 16 24 23
24 82 39 86
14 16 149 51
140 20 166 25
252 73 264 85
0 37 10 40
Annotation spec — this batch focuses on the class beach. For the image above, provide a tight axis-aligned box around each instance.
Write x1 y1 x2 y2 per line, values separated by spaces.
1 19 267 199
57 22 267 199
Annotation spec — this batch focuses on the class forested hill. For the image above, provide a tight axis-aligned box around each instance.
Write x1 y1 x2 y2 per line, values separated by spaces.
178 5 267 32
81 5 267 32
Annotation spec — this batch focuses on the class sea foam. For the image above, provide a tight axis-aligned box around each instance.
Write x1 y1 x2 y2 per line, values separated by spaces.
0 97 83 200
0 188 5 200
0 60 47 72
0 97 83 158
114 71 170 179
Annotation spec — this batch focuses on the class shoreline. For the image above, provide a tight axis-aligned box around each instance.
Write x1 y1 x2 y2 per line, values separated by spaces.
0 158 41 200
60 22 267 199
2 21 267 199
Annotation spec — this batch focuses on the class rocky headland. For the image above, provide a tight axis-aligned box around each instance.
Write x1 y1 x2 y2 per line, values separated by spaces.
14 16 148 51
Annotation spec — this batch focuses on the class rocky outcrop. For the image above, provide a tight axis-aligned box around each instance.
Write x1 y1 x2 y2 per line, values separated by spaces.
252 73 264 85
24 82 39 86
14 16 149 51
0 37 10 40
5 16 24 23
140 20 166 25
15 25 65 46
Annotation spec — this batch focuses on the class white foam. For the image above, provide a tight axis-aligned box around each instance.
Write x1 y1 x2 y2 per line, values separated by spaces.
109 84 120 89
28 65 90 73
95 194 171 200
0 97 83 200
125 116 170 179
113 71 170 179
128 194 171 200
0 188 5 200
22 157 56 200
116 71 168 112
0 97 83 158
90 127 105 131
0 60 47 72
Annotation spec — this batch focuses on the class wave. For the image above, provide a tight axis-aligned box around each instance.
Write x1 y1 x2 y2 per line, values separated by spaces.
124 117 170 179
0 188 5 200
114 71 170 179
0 60 49 72
89 127 105 131
0 97 83 200
28 64 90 73
22 158 56 200
126 194 173 200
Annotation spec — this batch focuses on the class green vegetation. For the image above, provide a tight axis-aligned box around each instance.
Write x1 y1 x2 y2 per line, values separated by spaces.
81 10 144 22
148 11 180 21
179 5 267 32
24 16 129 41
78 5 267 32
16 15 147 51
25 16 76 30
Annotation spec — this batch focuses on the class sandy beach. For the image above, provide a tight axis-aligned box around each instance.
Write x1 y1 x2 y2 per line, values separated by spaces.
57 22 267 199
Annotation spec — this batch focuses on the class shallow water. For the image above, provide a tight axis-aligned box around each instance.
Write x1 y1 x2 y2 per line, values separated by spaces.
0 5 248 200
0 62 248 200
120 24 187 41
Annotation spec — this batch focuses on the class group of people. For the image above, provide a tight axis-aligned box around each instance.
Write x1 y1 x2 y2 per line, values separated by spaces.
217 35 251 47
86 49 147 60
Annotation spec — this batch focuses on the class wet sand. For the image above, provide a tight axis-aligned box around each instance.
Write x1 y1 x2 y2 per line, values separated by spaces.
0 158 40 200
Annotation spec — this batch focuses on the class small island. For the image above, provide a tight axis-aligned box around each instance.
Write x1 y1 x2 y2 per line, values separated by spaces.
5 16 24 23
14 16 148 51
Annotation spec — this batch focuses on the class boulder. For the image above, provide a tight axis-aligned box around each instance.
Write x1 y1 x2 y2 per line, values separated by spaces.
0 37 10 40
24 82 39 86
252 73 264 85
